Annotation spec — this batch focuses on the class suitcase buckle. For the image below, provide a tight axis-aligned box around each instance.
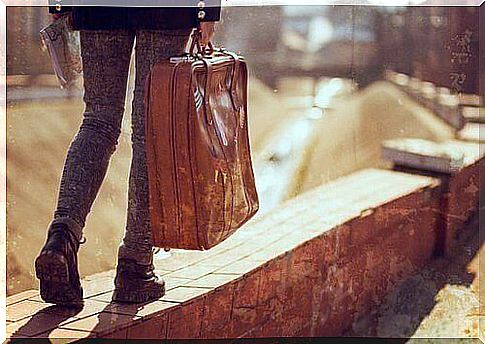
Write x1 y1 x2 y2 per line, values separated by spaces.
170 56 193 63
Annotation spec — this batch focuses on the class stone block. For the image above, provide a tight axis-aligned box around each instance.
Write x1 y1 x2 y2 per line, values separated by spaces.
166 298 205 339
201 283 236 338
126 314 168 339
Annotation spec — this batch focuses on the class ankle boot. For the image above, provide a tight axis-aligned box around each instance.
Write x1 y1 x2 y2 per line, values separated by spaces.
112 257 165 303
35 220 84 307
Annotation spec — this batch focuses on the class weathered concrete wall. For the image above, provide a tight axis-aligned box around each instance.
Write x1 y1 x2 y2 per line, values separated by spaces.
444 158 482 254
8 169 449 340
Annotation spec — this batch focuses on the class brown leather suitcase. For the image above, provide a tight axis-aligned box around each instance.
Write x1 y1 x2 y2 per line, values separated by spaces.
144 34 259 250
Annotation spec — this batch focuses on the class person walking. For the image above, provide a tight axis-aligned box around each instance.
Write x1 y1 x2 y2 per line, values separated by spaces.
34 2 221 306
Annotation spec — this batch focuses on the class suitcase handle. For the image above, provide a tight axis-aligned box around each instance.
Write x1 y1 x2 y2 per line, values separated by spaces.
186 28 214 58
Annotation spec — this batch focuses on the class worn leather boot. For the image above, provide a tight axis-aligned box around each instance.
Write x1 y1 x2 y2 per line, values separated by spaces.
112 258 165 303
35 221 84 307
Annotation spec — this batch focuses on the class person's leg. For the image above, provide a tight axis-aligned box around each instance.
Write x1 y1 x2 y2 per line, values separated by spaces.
53 30 135 236
117 29 191 264
36 29 135 305
113 29 191 303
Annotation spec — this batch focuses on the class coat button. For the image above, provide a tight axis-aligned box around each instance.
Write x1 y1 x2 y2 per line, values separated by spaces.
197 1 205 8
198 10 206 20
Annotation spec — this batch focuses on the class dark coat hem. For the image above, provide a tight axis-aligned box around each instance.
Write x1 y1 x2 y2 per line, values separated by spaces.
48 4 221 30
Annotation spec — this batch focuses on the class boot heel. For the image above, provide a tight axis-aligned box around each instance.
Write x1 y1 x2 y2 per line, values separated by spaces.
35 250 69 283
112 258 166 303
112 282 165 303
34 221 84 306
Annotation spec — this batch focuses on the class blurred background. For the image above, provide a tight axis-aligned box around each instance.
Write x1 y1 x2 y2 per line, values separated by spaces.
6 5 481 295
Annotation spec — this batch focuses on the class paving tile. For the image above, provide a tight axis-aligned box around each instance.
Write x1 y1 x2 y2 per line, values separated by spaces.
32 328 93 340
22 298 110 322
83 269 116 281
80 279 189 307
245 244 289 263
82 276 114 298
27 294 45 303
169 250 212 262
230 242 267 257
6 308 82 338
60 299 109 319
153 269 174 277
61 311 140 336
162 286 212 303
7 290 39 306
164 276 195 290
195 252 243 268
195 242 266 268
5 298 120 339
215 258 264 275
153 252 206 271
7 300 54 322
185 273 240 289
167 264 220 280
282 230 320 249
6 318 36 339
90 291 114 303
152 260 188 271
102 300 178 319
204 240 244 256
6 320 31 339
90 291 179 318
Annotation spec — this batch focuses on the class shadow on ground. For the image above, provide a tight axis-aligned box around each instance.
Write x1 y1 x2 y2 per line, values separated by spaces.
8 300 151 341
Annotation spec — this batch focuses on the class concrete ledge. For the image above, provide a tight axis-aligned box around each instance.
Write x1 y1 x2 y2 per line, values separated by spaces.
388 139 482 255
6 168 453 340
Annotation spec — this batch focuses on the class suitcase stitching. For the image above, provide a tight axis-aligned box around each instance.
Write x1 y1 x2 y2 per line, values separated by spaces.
216 52 253 229
187 68 201 249
171 62 183 244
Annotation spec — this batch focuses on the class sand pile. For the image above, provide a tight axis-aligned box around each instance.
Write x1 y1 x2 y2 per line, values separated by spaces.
246 78 292 153
250 79 456 209
295 81 456 196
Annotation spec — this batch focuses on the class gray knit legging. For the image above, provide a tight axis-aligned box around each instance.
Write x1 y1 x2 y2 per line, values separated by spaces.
51 29 191 265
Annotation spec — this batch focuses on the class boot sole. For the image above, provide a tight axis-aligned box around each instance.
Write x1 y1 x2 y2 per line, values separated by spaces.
112 280 166 304
35 249 83 307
